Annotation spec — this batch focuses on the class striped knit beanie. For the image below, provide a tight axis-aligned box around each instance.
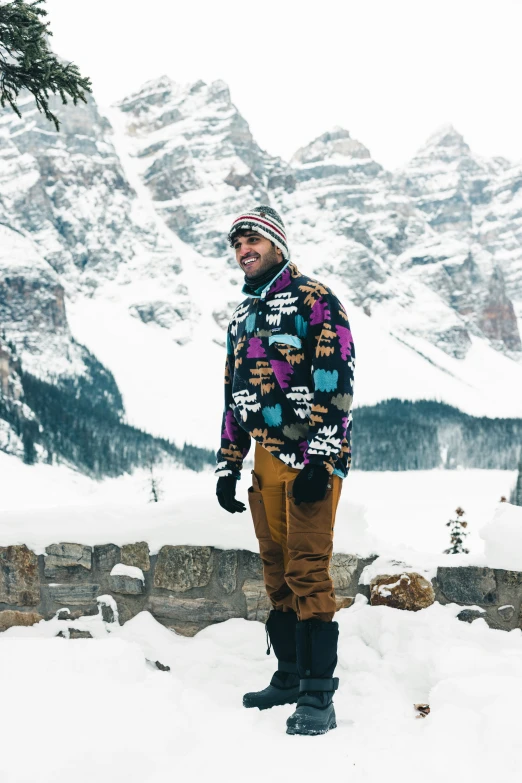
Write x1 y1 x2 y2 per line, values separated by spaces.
227 205 290 260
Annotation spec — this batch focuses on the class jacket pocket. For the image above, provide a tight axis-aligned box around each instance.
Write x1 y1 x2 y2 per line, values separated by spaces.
268 334 302 349
269 334 306 378
286 477 335 537
248 471 271 541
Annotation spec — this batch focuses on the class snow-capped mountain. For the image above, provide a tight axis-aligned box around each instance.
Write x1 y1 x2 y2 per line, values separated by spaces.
114 81 521 361
1 77 522 465
395 125 521 352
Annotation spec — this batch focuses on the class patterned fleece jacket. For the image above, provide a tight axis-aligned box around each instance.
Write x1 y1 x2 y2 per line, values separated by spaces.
215 261 355 480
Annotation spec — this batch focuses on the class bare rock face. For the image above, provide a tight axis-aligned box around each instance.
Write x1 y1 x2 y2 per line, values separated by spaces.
477 266 522 353
0 254 67 335
241 579 271 621
66 629 93 639
44 543 92 580
154 546 213 592
0 225 79 376
0 545 40 606
0 339 27 458
436 566 498 605
476 162 522 302
0 610 43 632
47 584 100 607
0 341 22 400
108 573 145 595
121 542 150 572
217 550 238 595
370 572 435 611
330 553 359 591
93 544 121 573
146 594 236 635
497 605 515 622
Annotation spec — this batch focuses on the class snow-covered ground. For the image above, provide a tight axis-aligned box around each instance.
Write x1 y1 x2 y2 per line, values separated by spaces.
2 598 522 783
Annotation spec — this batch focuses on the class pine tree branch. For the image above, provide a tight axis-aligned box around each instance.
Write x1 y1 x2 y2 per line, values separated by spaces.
0 0 92 130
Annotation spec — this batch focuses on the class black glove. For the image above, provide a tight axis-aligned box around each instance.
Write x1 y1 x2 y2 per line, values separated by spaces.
216 475 246 514
291 463 330 505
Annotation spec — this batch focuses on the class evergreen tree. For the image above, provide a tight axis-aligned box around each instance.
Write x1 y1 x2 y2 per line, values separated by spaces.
22 424 36 464
0 0 91 130
444 506 469 555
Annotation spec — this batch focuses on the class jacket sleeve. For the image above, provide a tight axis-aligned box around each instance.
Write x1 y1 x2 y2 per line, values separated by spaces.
303 291 355 475
215 324 252 479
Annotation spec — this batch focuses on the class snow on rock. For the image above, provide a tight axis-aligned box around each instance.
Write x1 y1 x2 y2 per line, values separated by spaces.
110 563 145 582
369 572 435 611
97 594 119 625
480 502 522 570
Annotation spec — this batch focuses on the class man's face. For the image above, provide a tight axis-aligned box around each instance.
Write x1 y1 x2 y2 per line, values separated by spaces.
233 230 283 279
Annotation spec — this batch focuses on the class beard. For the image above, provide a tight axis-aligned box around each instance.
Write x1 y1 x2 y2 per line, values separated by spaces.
244 243 281 279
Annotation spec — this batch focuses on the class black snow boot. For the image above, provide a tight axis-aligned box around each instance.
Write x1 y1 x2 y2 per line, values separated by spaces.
243 609 300 710
286 618 339 736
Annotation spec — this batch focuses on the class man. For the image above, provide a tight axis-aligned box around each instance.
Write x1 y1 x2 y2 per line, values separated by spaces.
215 205 355 736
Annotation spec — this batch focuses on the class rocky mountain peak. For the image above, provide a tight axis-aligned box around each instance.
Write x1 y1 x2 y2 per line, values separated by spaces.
395 125 492 235
117 76 237 137
117 75 176 114
404 124 483 176
423 123 469 154
114 76 292 256
207 79 231 102
291 126 372 166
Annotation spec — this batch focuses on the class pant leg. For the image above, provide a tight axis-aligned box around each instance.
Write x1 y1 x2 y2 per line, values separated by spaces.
284 473 343 622
248 442 296 612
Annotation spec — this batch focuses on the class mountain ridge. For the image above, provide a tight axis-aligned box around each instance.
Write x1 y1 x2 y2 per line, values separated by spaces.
0 78 521 471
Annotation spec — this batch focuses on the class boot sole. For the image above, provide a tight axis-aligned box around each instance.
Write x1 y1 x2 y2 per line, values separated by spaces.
286 718 337 735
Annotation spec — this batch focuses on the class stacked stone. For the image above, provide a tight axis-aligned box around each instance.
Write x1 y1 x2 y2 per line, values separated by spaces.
0 543 371 636
2 543 522 634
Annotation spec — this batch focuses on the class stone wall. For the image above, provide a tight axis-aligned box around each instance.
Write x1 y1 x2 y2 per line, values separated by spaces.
2 543 522 635
0 543 373 635
434 566 522 629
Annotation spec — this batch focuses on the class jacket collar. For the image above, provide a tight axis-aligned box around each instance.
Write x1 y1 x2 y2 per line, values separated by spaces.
241 259 296 300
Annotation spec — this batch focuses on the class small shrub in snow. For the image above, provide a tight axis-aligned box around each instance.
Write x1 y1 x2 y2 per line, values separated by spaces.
146 461 163 503
444 506 469 554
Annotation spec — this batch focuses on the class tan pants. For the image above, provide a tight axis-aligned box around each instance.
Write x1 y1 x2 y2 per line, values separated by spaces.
248 441 343 622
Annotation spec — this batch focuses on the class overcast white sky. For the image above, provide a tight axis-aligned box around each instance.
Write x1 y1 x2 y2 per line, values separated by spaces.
46 0 522 170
